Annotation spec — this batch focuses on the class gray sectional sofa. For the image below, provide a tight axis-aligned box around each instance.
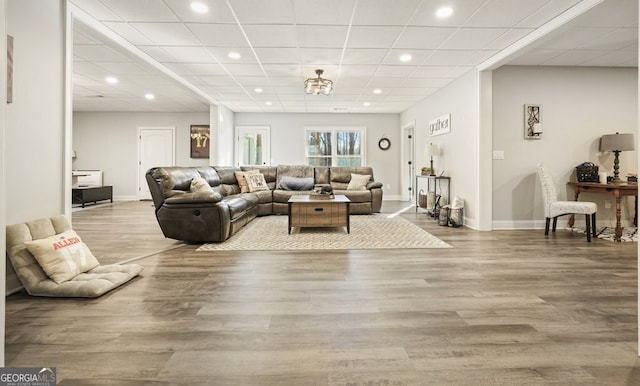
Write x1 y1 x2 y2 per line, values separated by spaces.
146 165 383 243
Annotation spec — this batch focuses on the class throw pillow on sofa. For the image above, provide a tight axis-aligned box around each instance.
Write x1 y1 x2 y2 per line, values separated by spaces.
347 173 371 190
25 230 100 284
246 173 269 192
278 176 315 191
235 170 260 193
190 177 213 193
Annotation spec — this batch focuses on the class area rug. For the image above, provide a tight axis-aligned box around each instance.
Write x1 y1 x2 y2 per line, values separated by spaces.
197 214 451 251
570 226 638 242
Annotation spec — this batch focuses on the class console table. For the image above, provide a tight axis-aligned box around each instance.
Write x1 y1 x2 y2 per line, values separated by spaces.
72 186 113 208
415 175 450 218
567 181 638 242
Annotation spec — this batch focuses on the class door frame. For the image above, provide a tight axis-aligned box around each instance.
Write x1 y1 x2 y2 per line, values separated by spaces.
234 125 271 166
402 121 416 202
137 127 176 200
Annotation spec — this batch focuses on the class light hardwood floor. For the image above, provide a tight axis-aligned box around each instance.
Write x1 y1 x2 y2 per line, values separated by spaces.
5 200 640 385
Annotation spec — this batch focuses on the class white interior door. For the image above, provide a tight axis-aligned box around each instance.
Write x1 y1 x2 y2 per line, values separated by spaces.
138 127 175 200
235 126 271 166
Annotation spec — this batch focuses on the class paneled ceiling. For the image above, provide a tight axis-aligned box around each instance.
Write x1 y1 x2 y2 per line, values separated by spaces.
70 0 638 113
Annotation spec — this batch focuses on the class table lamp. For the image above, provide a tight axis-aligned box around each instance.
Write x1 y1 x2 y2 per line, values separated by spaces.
600 132 635 183
426 143 440 176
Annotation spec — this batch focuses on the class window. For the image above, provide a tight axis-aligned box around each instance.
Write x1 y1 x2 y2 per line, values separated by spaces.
305 127 365 166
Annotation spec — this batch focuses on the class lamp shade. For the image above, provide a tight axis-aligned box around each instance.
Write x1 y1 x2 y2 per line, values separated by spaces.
600 132 635 152
426 143 440 157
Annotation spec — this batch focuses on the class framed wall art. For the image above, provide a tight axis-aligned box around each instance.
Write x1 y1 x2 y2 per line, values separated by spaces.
524 104 542 139
190 125 210 158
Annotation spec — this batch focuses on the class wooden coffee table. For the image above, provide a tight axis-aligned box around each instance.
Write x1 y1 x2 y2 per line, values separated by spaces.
287 195 351 234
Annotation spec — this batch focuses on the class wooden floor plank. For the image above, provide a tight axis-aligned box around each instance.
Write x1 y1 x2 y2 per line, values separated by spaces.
4 200 639 385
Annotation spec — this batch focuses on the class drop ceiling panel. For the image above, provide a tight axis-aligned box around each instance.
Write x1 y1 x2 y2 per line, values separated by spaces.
292 0 355 25
374 65 417 77
253 48 300 64
582 50 639 66
163 0 237 23
571 0 638 28
297 25 348 48
442 28 511 50
351 0 421 26
408 0 486 27
383 49 434 65
139 46 179 62
341 49 388 65
299 48 343 64
464 0 551 28
207 47 258 63
97 0 179 22
102 22 156 45
243 25 299 48
73 44 131 62
187 24 249 46
422 50 497 66
229 0 295 24
347 26 404 49
129 23 201 46
484 28 534 50
71 0 123 21
395 27 456 49
516 0 582 28
182 63 228 76
160 46 217 63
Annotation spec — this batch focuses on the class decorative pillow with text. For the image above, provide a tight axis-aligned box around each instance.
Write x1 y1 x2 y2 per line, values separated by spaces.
235 170 260 193
246 173 270 192
25 230 100 284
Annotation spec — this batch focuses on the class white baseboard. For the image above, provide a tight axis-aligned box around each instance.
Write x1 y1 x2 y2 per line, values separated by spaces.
114 195 137 202
492 220 555 230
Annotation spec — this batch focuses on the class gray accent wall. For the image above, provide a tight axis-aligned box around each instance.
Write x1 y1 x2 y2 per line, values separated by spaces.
492 66 638 229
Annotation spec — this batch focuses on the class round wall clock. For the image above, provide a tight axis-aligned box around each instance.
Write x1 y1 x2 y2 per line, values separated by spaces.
378 138 391 150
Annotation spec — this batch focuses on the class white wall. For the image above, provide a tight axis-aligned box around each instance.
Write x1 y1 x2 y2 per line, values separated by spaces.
233 112 402 199
73 111 210 199
401 70 479 226
215 103 235 165
493 66 638 229
1 0 6 366
5 0 66 295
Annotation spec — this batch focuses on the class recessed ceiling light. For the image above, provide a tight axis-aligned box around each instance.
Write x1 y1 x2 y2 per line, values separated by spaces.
435 6 453 18
144 93 155 100
254 88 263 93
399 54 412 62
105 76 118 84
363 102 371 107
265 101 272 106
373 89 382 94
228 51 241 60
190 2 209 14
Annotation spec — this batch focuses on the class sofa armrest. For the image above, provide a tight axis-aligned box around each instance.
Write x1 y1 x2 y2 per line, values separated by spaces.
164 191 223 205
367 181 383 189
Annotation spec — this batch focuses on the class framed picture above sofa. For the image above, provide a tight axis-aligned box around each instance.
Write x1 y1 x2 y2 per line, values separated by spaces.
190 125 210 158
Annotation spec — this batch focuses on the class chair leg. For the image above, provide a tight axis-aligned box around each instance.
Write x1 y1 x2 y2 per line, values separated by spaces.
545 218 551 235
552 217 558 233
585 214 591 242
591 213 597 238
